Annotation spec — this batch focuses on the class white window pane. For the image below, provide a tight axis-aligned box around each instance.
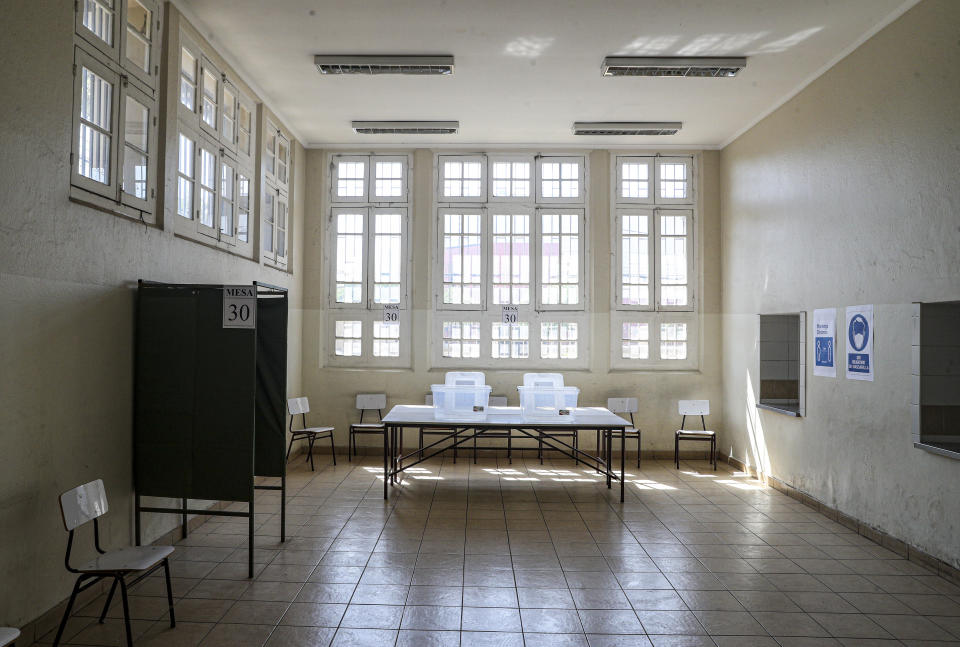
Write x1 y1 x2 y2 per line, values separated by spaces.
123 95 148 151
337 161 365 197
82 0 114 46
237 175 249 242
77 124 111 185
335 211 364 303
659 162 688 199
660 323 688 359
335 320 362 356
80 67 112 129
201 68 217 128
373 211 402 304
263 191 274 252
122 148 147 199
491 322 528 359
374 161 403 198
176 134 194 218
222 87 235 142
621 162 650 199
125 0 151 72
179 48 196 110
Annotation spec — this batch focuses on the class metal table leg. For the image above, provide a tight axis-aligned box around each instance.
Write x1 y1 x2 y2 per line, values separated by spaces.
620 426 625 502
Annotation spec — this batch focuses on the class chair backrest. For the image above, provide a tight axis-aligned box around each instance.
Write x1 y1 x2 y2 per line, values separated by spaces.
607 397 638 414
356 393 386 411
679 400 710 416
523 373 564 388
288 396 309 415
489 395 508 406
445 371 486 386
60 479 108 531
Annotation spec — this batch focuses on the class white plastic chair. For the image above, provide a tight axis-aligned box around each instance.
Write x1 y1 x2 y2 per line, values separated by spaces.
607 397 642 468
287 397 336 471
349 393 387 461
675 400 716 470
54 480 174 647
0 628 20 647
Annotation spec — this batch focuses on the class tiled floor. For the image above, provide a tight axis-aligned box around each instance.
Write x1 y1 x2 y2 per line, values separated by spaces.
36 453 960 646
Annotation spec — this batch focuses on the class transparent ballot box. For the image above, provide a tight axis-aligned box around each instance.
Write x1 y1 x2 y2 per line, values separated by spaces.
517 373 579 421
431 372 492 422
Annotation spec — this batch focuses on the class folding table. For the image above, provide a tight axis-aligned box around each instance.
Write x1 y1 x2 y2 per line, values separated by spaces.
381 405 631 501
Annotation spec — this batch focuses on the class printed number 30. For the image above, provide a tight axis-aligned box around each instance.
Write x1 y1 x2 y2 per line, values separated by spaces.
228 303 250 321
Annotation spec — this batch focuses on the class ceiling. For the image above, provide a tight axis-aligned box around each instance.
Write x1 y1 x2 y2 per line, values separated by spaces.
177 0 916 148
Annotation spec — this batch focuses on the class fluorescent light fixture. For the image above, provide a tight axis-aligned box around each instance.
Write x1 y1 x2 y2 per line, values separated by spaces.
572 122 682 136
601 56 746 77
315 55 454 75
351 121 459 135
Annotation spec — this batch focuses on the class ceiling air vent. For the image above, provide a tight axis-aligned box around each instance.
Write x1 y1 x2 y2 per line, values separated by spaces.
351 121 460 135
573 122 682 136
601 56 746 78
315 55 454 75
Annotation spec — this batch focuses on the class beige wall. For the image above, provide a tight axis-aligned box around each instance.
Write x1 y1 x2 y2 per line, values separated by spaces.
719 0 960 567
0 0 304 627
302 149 723 456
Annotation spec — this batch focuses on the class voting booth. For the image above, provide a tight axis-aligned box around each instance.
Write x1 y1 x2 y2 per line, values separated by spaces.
132 280 288 577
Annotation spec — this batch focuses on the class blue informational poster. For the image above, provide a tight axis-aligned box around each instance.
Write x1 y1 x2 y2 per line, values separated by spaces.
845 304 874 381
813 308 836 378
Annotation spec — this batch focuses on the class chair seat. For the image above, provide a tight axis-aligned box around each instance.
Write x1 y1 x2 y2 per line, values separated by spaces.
293 426 334 434
77 545 174 574
0 627 20 647
676 429 715 438
351 423 385 430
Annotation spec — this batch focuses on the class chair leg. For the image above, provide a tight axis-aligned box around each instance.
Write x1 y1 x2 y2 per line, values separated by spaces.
508 432 512 465
713 438 717 471
163 558 176 627
99 577 118 623
285 435 295 462
307 435 316 471
675 435 679 469
473 431 477 465
539 432 544 465
349 429 354 462
574 432 579 465
118 575 133 647
330 433 337 466
53 576 84 647
637 431 641 469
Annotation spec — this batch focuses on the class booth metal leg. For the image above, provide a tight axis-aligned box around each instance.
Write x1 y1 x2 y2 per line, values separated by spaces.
135 495 141 546
620 427 626 503
280 473 286 543
383 424 389 499
181 498 188 539
248 493 255 579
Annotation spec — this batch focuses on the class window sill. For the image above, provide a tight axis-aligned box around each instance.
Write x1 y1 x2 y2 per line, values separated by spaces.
173 232 256 261
757 402 801 417
69 190 157 226
914 442 960 461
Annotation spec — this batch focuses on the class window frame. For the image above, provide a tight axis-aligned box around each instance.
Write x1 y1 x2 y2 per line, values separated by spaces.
326 206 412 310
438 154 488 203
71 47 120 199
195 135 219 240
261 183 289 268
220 78 238 154
615 156 655 205
326 312 412 369
118 80 156 213
487 154 535 202
487 205 535 308
613 208 654 311
536 207 586 311
654 208 695 312
431 311 589 370
654 156 695 206
120 0 160 90
75 0 120 65
610 311 699 371
536 155 586 205
218 152 238 246
435 207 487 312
330 154 370 204
198 55 221 139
